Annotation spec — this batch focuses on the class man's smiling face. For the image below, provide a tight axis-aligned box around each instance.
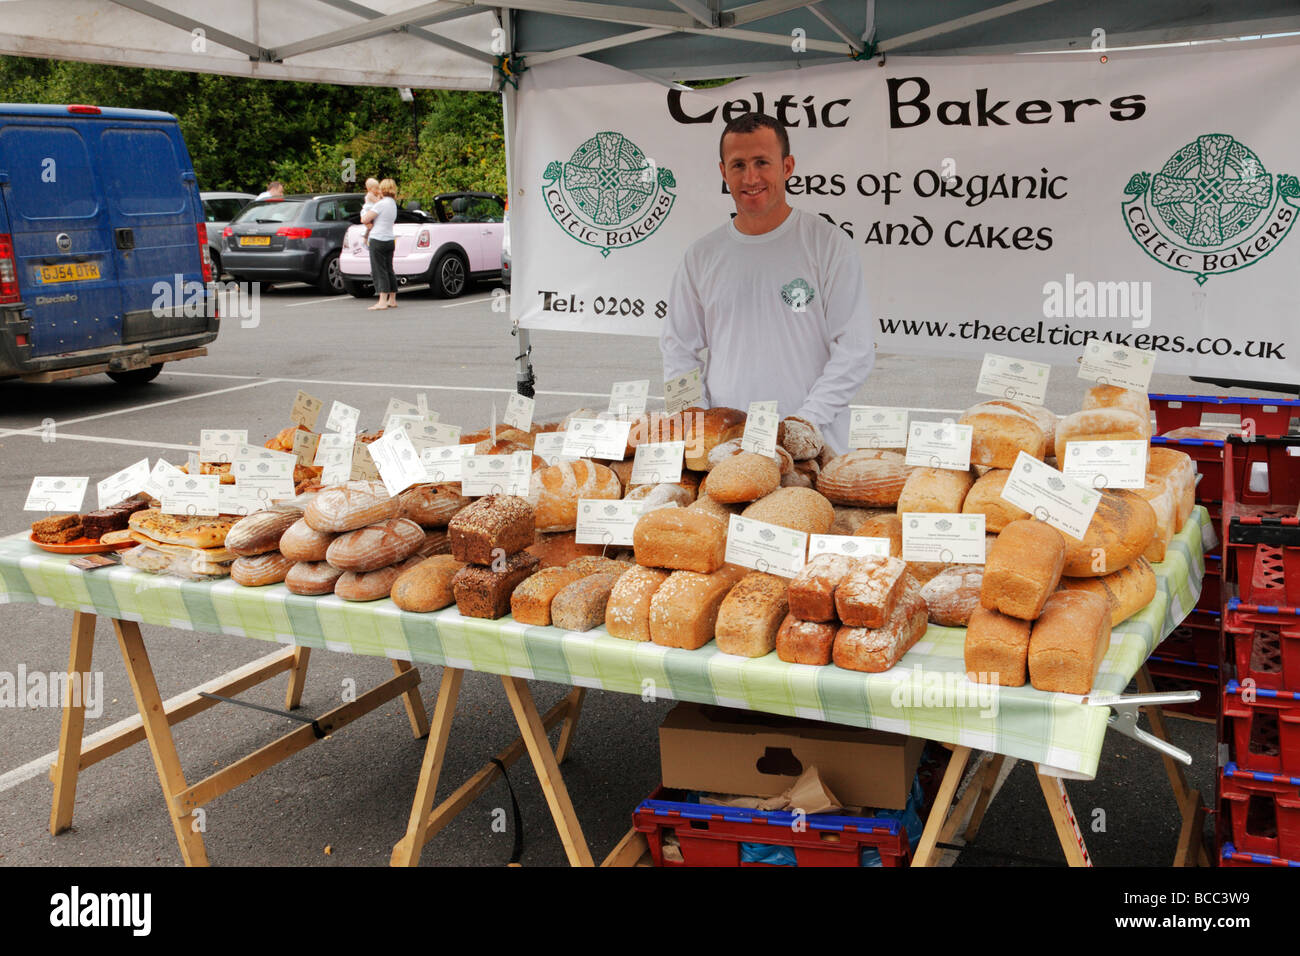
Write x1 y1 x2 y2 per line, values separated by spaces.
719 126 795 231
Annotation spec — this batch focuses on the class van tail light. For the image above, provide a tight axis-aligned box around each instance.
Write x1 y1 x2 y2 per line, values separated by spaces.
416 230 430 248
195 224 213 283
0 234 20 303
276 227 312 239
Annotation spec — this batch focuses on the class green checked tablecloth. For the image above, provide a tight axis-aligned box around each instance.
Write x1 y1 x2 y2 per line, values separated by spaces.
0 507 1208 778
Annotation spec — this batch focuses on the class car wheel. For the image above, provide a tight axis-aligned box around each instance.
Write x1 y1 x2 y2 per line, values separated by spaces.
210 251 223 280
317 252 344 295
429 252 468 298
342 278 374 298
107 363 163 386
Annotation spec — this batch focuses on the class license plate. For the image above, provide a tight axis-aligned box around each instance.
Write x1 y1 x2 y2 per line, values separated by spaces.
239 236 271 247
38 262 100 284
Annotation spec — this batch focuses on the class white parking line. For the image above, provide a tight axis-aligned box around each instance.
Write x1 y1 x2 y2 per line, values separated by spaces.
2 432 197 452
441 294 498 309
283 296 361 308
0 748 60 794
162 370 614 400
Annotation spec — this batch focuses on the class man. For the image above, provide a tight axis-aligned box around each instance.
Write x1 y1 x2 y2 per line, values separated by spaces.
660 113 874 454
255 181 284 202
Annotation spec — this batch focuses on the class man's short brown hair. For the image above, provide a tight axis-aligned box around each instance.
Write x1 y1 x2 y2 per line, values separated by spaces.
718 113 790 162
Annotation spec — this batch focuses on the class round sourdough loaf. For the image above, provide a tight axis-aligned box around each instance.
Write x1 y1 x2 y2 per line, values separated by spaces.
391 555 466 612
231 550 295 587
959 401 1048 468
816 449 911 506
681 407 748 470
285 560 344 595
705 437 793 475
335 556 423 602
304 481 399 533
279 518 336 563
1061 489 1157 576
707 452 781 503
741 487 833 534
398 483 471 527
1054 408 1149 463
1059 556 1156 625
1083 385 1152 438
961 469 1031 532
777 416 824 461
227 509 303 557
896 467 975 514
325 517 426 573
532 459 621 532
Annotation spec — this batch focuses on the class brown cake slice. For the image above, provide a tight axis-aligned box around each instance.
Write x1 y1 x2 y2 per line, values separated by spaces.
81 509 131 541
31 514 84 543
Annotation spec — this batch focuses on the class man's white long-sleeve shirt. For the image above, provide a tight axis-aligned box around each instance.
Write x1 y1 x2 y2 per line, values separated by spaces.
661 207 874 453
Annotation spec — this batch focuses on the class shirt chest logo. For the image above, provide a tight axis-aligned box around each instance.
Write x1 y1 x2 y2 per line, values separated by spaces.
780 277 816 310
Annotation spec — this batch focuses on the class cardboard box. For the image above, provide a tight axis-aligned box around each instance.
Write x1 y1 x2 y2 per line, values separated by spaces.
659 703 924 810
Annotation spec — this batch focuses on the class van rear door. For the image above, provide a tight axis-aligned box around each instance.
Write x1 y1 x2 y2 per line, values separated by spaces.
0 121 124 356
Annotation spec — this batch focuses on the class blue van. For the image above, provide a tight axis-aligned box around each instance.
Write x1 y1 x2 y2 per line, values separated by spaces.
0 104 217 385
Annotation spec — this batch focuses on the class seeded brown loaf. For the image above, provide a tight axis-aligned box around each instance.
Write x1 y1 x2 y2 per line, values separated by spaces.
279 518 337 563
231 550 295 587
959 401 1048 469
285 560 344 595
816 449 912 506
326 517 426 573
399 483 471 527
896 467 976 515
563 555 633 578
714 572 790 657
1054 408 1149 464
834 556 910 628
832 577 928 673
550 571 622 632
981 519 1066 620
510 566 585 625
452 550 540 619
532 460 622 532
605 565 671 642
920 565 984 627
448 495 536 565
705 452 781 504
227 509 303 557
648 564 748 649
633 507 727 573
335 556 423 602
1082 385 1152 438
776 615 838 665
1058 556 1157 625
777 416 824 461
682 406 748 471
1060 489 1156 576
304 481 400 533
391 555 467 612
1027 590 1113 694
964 607 1031 686
961 469 1030 532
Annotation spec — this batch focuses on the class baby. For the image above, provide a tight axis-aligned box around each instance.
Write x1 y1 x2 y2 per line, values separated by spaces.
361 177 381 242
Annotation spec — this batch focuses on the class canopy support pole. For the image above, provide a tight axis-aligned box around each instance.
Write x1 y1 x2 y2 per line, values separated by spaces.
500 8 535 398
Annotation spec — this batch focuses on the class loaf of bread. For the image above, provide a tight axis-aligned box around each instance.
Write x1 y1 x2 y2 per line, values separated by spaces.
1161 425 1235 441
416 528 451 558
781 459 818 489
832 578 928 673
959 401 1048 468
326 517 426 573
705 452 781 503
448 495 536 565
964 607 1031 686
1054 408 1149 463
1060 490 1157 576
335 556 423 602
605 565 672 642
303 481 400 533
681 407 748 470
776 614 838 665
896 467 976 514
715 572 789 657
399 483 471 527
740 487 834 535
452 550 540 619
550 571 621 632
834 555 910 628
829 506 889 536
510 566 584 625
816 450 911 506
525 530 605 568
279 518 337 563
788 554 856 622
980 519 1066 620
647 565 748 649
1058 557 1156 625
1131 478 1175 563
227 509 303 557
532 460 621 532
231 550 295 587
920 565 984 627
1027 591 1112 694
1146 447 1196 530
391 555 467 612
961 469 1030 532
1023 404 1058 455
685 493 737 522
633 507 727 574
624 483 696 513
284 560 344 595
852 513 903 556
565 555 634 578
1083 385 1152 438
778 416 824 461
705 438 793 475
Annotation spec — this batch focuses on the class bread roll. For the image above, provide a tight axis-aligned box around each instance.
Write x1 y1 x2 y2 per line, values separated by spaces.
896 467 975 514
1147 447 1195 530
1083 385 1152 438
1131 478 1175 563
532 460 621 532
326 517 426 573
391 555 466 612
834 556 910 628
525 530 605 568
776 615 837 665
605 566 671 642
285 560 344 595
832 578 928 673
550 571 621 632
1060 490 1157 577
1054 408 1149 464
980 519 1065 620
304 481 399 533
398 483 471 527
279 518 336 563
920 565 984 627
788 554 856 622
964 607 1031 686
227 509 303 557
452 551 540 619
959 401 1048 468
1058 557 1156 625
816 450 911 506
231 550 295 587
715 572 789 657
1027 591 1112 694
961 469 1030 532
706 453 781 503
633 508 727 574
647 565 748 649
681 407 748 470
335 556 422 602
448 495 536 565
740 487 834 535
778 416 824 461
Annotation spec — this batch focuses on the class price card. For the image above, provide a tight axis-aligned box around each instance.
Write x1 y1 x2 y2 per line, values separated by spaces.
608 380 649 419
367 429 428 496
976 353 1051 406
900 513 987 564
313 432 350 464
724 513 808 578
741 401 779 457
350 442 381 482
160 473 220 516
325 400 361 437
664 368 704 416
808 534 892 559
291 430 321 467
143 459 183 500
904 420 973 471
532 432 571 467
232 457 295 500
187 452 201 475
999 452 1101 541
290 390 324 430
504 392 535 432
234 444 296 465
396 419 461 452
420 444 476 483
97 458 150 509
849 406 909 449
461 451 532 497
316 442 351 485
629 441 685 485
383 398 421 423
218 483 272 516
1078 341 1156 392
199 429 248 463
1060 439 1148 489
24 476 88 513
575 498 644 546
561 418 632 460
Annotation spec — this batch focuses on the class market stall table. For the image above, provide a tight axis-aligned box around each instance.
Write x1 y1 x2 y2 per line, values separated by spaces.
0 508 1209 867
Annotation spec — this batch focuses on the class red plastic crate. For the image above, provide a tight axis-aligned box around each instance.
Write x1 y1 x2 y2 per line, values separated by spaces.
633 787 910 867
1197 554 1223 612
1150 393 1299 439
1223 436 1300 540
1220 763 1300 860
1156 608 1221 666
1224 601 1300 692
1147 657 1219 719
1229 543 1300 608
1220 842 1300 867
1223 680 1300 776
